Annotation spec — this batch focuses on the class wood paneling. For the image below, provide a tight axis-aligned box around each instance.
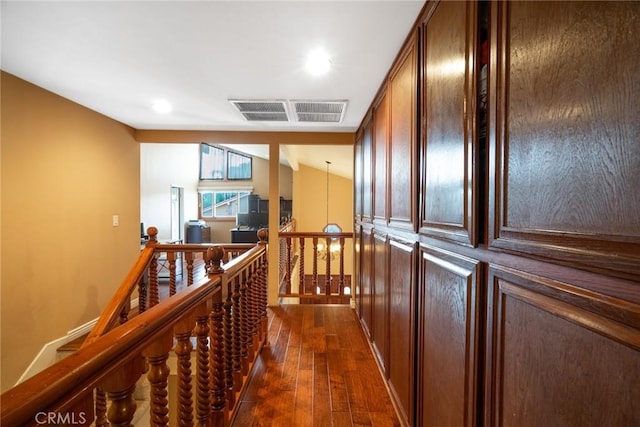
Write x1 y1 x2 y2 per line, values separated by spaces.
372 232 389 372
354 1 640 425
388 238 417 426
421 0 478 246
360 115 373 222
488 1 640 279
354 127 364 220
418 245 481 427
485 265 640 426
359 227 374 338
373 91 389 224
389 34 418 231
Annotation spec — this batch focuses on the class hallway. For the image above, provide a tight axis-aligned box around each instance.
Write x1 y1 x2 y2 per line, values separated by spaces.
232 305 401 426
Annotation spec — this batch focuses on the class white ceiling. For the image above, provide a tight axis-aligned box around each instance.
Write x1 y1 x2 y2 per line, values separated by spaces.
1 0 425 177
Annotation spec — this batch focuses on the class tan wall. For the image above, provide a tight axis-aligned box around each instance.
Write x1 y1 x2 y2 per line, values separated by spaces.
293 164 353 276
0 72 141 391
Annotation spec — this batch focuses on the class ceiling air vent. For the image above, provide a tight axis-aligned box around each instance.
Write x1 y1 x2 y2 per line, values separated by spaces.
229 100 289 122
291 100 347 123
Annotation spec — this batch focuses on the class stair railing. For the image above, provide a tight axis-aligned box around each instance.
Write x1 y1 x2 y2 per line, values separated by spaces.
278 230 354 303
0 227 269 427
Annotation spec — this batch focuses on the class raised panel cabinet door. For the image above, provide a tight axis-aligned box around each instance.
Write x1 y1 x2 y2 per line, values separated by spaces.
389 32 418 231
372 232 389 372
359 227 374 337
388 238 417 426
355 124 365 220
485 265 640 426
488 1 640 279
373 90 389 224
418 245 481 427
361 115 374 222
421 0 478 246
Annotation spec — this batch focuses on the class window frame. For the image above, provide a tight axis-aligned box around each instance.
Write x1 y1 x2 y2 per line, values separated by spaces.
198 189 252 221
199 143 252 181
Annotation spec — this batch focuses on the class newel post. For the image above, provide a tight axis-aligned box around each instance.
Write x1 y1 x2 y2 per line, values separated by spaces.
205 246 225 275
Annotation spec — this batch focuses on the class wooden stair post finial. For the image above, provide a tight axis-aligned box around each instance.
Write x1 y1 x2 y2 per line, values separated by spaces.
257 228 268 244
146 227 159 247
205 246 225 275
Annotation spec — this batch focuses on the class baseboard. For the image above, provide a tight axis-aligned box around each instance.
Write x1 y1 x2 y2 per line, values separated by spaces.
16 298 139 385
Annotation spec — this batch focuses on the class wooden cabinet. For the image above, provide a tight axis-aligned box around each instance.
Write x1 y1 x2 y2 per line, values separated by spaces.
354 0 640 425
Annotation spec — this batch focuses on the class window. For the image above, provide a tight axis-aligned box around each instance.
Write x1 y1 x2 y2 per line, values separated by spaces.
200 190 250 219
227 151 252 180
200 143 252 180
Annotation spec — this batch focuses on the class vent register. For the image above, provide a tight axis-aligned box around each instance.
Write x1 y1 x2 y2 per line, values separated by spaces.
229 99 347 123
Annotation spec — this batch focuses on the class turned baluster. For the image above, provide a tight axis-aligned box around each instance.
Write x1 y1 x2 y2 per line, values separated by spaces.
249 264 260 352
194 303 212 425
244 268 256 363
232 277 242 391
168 251 177 296
210 299 227 422
183 251 193 286
223 289 235 409
286 237 292 294
239 272 251 375
339 237 346 295
147 227 160 306
144 332 173 427
138 277 147 313
149 255 159 307
174 318 194 427
312 237 319 294
299 237 305 294
100 359 143 427
325 237 332 295
260 256 269 342
94 388 108 427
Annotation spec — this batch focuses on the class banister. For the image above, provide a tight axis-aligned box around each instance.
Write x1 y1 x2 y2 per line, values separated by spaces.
84 245 155 345
1 272 223 426
2 226 270 426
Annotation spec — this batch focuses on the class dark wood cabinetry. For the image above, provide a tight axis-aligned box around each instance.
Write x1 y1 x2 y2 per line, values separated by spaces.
354 1 640 425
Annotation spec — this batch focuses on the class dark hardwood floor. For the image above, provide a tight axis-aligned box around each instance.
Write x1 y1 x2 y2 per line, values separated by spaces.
232 304 401 427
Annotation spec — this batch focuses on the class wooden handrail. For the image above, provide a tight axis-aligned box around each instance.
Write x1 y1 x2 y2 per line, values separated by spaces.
1 226 270 427
1 272 222 426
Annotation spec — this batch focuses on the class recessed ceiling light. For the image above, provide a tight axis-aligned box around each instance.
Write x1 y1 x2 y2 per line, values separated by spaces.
306 48 332 76
152 99 172 113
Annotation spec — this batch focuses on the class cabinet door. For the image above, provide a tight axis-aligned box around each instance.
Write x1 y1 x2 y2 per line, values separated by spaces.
485 265 640 426
418 245 481 427
373 90 389 224
388 33 418 231
488 1 640 280
359 227 374 337
388 238 417 426
420 0 478 246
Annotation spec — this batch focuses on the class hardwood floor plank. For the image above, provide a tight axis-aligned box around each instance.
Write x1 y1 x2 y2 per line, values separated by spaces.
332 411 354 427
232 305 401 427
313 353 332 427
293 368 313 426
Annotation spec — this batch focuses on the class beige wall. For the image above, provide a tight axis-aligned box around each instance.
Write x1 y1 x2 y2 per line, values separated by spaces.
0 72 141 391
293 164 353 276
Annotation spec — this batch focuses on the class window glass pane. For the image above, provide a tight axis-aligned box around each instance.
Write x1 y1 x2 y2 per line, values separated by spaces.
227 151 252 180
201 192 214 218
200 144 225 180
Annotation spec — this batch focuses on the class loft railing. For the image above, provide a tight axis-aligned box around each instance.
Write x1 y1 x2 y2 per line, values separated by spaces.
0 227 268 427
278 230 354 302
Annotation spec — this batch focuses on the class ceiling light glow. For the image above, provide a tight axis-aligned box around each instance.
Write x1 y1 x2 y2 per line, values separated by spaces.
306 49 332 76
152 99 172 114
